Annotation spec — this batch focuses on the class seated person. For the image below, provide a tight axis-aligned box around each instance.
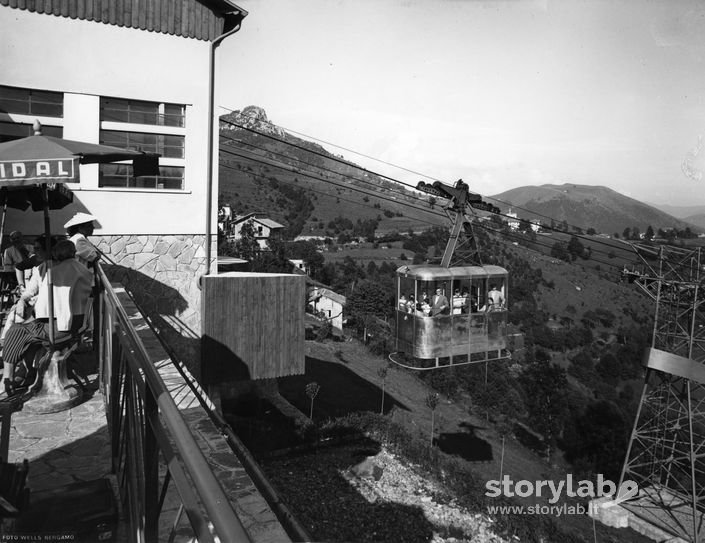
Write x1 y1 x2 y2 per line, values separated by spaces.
3 231 30 288
2 241 92 393
1 236 56 346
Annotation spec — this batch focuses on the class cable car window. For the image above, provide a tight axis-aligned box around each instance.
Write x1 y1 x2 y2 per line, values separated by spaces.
398 275 416 312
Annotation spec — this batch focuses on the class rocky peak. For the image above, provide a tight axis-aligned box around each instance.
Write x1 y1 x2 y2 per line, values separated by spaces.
220 105 286 137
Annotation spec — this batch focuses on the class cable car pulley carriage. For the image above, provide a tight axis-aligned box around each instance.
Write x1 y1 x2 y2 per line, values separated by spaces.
390 179 511 370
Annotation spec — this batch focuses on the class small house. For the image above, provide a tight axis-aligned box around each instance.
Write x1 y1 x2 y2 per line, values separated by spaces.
308 286 346 331
229 213 284 250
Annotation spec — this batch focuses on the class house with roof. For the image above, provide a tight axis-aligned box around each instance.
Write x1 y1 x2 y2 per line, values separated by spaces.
308 286 346 331
0 0 247 377
228 213 284 250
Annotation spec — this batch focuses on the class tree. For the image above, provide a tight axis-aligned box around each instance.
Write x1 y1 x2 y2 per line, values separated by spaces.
305 382 321 419
567 236 585 260
426 392 440 446
378 366 389 414
622 227 631 240
645 225 655 240
563 400 629 480
550 241 570 262
523 359 569 461
233 219 260 261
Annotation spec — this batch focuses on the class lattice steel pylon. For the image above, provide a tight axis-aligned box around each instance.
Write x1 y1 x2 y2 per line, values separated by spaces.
619 245 705 541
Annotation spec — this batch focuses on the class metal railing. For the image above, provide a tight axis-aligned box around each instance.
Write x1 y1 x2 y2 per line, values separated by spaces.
94 263 252 543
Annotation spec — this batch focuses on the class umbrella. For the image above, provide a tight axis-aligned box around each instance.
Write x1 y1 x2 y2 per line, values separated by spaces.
0 184 74 256
0 121 159 343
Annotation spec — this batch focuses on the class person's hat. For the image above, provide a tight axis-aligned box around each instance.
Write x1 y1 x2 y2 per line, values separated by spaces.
9 230 22 241
64 212 97 229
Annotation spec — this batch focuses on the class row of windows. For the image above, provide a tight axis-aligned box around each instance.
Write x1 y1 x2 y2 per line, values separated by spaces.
0 86 63 117
100 97 185 128
0 120 62 144
0 86 186 190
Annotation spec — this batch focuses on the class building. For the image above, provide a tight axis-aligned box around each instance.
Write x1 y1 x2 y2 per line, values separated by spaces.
506 209 520 231
308 286 346 331
289 258 309 275
218 205 233 232
1 0 247 377
228 213 284 250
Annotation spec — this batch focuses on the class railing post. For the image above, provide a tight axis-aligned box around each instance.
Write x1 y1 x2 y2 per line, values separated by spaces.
144 386 159 541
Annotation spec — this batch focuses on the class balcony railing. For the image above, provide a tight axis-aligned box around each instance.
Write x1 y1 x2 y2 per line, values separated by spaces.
93 263 252 543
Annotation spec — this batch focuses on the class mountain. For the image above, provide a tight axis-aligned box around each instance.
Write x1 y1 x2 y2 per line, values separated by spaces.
648 203 705 219
647 203 705 229
218 107 444 239
218 107 701 239
492 184 701 235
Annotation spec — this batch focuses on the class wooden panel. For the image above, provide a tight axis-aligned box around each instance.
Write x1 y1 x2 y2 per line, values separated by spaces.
201 273 305 384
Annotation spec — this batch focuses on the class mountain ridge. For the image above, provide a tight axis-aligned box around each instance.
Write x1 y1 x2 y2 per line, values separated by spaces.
491 183 701 235
219 107 701 238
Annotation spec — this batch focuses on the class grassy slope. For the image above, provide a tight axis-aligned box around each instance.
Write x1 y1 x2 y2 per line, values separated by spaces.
286 340 650 543
219 149 445 237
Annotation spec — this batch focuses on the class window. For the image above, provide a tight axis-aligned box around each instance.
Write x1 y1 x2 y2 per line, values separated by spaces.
0 120 62 143
99 164 184 190
0 85 63 117
99 96 187 190
100 130 184 158
100 97 185 127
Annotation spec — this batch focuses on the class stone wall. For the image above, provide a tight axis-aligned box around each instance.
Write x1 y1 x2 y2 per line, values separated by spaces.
94 234 208 378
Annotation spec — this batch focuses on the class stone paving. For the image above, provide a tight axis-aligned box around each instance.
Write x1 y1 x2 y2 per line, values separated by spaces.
7 379 112 494
0 286 293 542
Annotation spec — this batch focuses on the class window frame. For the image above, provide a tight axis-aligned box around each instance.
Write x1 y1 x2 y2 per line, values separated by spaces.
98 96 187 191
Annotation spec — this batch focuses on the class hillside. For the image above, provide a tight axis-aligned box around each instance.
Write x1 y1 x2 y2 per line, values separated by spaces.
649 202 705 219
492 184 700 235
218 106 444 238
218 107 701 241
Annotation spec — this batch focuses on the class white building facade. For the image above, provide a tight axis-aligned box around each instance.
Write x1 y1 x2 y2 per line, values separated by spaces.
0 1 247 376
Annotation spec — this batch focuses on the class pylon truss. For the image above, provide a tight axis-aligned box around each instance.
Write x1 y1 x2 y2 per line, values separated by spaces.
416 179 499 268
620 246 705 541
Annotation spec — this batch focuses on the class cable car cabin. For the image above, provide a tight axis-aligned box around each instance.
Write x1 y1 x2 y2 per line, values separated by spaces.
394 264 509 369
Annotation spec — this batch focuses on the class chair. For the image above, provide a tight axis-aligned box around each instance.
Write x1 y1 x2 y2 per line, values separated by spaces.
21 326 90 415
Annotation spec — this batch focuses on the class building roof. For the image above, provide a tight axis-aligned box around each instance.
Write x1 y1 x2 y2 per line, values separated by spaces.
1 0 247 41
257 218 284 229
232 213 284 230
309 287 346 306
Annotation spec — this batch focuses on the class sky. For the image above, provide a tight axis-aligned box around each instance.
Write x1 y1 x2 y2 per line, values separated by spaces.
219 0 705 208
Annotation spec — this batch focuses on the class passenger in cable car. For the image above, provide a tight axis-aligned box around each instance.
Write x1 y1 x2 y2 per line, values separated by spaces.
488 284 505 310
461 287 474 314
452 288 465 315
420 298 431 317
431 287 449 316
406 295 416 313
398 294 408 311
